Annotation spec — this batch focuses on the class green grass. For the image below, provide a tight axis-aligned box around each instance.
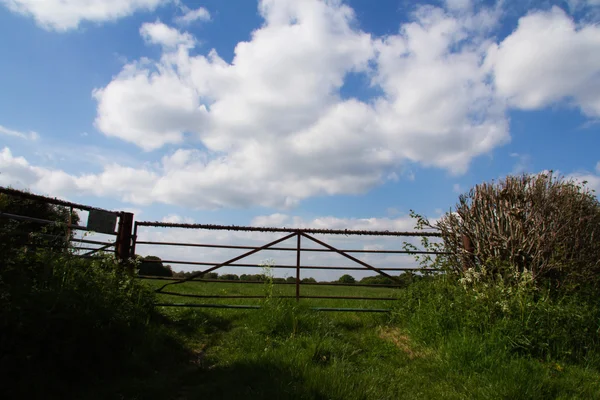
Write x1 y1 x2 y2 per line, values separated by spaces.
109 278 600 400
5 257 599 399
146 278 402 309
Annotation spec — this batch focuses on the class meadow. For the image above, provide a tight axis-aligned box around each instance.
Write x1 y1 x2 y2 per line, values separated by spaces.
116 278 600 400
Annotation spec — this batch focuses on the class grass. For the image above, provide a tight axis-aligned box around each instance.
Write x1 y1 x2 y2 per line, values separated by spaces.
4 258 599 399
113 278 600 400
146 278 402 309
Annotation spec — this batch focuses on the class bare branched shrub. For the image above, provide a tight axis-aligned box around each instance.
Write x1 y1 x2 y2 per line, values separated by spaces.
436 172 600 289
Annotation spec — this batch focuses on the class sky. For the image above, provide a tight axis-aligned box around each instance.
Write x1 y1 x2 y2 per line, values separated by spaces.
1 0 599 279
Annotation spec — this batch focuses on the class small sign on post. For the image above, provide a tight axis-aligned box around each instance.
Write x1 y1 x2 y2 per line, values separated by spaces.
87 210 118 234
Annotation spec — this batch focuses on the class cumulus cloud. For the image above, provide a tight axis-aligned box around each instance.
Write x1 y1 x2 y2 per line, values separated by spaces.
0 0 167 31
5 1 599 210
88 0 510 207
174 6 210 25
140 21 196 49
487 6 600 116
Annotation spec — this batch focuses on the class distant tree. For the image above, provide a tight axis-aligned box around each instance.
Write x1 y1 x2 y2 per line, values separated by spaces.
301 277 317 283
338 274 356 284
137 256 173 277
272 277 286 283
285 276 297 283
359 275 394 285
204 272 219 280
220 274 240 281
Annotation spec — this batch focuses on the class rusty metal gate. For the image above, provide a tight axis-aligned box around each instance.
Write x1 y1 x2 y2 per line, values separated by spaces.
132 221 448 312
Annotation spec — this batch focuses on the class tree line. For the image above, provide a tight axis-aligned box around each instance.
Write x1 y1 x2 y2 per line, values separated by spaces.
136 255 425 287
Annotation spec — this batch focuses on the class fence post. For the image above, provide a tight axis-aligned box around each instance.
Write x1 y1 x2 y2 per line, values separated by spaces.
116 212 134 270
296 232 301 302
461 234 475 271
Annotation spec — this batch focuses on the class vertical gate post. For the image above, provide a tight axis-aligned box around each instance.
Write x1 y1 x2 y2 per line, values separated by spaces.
461 234 475 271
116 212 134 269
296 232 301 302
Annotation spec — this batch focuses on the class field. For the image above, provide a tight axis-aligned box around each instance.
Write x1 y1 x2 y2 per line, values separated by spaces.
146 278 402 309
113 278 600 400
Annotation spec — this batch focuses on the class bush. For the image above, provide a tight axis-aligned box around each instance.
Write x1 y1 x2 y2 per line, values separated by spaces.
0 251 177 398
137 255 173 277
435 172 600 291
0 190 80 259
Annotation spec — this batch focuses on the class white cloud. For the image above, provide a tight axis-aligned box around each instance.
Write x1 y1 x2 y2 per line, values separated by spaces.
251 213 421 232
568 162 600 193
161 214 194 223
487 6 600 116
140 21 195 49
6 2 597 211
175 6 210 25
452 183 462 194
88 1 510 208
0 124 39 140
92 60 208 151
1 0 167 31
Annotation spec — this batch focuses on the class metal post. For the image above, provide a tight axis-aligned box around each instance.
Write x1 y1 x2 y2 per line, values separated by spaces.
296 233 301 302
116 212 134 268
131 221 138 259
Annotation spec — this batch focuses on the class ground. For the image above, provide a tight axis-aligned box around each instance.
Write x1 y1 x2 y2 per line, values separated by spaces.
88 279 599 400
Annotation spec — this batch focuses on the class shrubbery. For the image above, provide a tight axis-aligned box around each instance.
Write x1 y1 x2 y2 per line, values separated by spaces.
399 173 600 370
433 172 600 292
0 250 162 393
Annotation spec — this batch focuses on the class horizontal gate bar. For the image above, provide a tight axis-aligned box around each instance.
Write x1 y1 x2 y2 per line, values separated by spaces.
157 291 397 300
137 276 411 288
135 240 449 255
153 303 391 312
140 259 440 271
136 221 441 237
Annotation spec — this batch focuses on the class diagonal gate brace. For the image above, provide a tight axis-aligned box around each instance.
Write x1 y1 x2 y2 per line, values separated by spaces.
300 232 402 285
155 231 299 292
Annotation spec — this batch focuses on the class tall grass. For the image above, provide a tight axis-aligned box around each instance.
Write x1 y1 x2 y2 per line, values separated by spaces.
391 274 600 368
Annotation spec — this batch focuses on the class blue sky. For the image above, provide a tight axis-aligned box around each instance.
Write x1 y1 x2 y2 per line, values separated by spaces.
1 0 599 276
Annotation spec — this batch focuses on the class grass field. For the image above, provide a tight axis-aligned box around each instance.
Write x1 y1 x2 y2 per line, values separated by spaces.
112 278 600 400
146 278 402 309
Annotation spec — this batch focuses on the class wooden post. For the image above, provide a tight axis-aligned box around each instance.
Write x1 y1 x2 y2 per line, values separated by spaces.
116 212 134 270
462 234 475 271
296 233 301 302
66 206 73 246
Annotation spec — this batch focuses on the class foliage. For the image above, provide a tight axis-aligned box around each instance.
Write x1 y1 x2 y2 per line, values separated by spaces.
220 273 240 281
0 190 80 259
391 274 600 367
137 255 173 277
432 172 600 291
0 250 188 399
338 274 356 284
